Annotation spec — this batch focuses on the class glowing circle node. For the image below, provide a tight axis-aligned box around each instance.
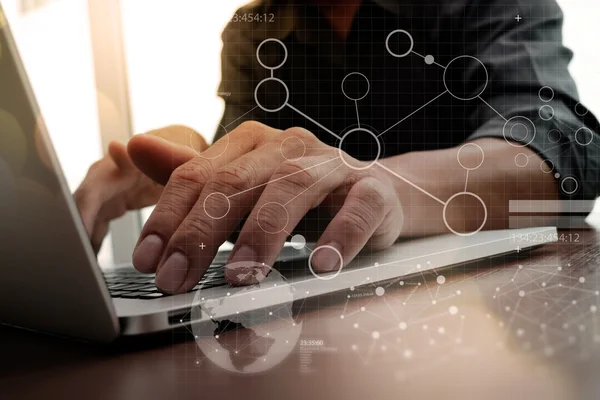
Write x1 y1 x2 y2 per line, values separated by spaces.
385 29 414 58
256 38 288 70
341 72 370 101
443 192 488 236
308 245 344 281
443 55 489 101
503 116 536 147
257 202 289 234
254 78 289 113
203 192 231 220
338 127 382 170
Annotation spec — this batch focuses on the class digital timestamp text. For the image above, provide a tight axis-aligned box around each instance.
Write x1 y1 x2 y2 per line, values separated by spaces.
511 233 581 244
231 13 275 23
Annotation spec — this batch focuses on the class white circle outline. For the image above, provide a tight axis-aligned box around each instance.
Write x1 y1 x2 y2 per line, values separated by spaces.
341 72 370 101
502 116 536 147
443 55 489 101
307 245 344 281
280 136 306 161
515 153 529 168
457 143 484 170
539 105 555 121
548 129 562 144
203 192 231 220
538 86 554 103
541 159 554 174
385 29 414 58
575 103 589 117
575 127 593 146
191 124 230 159
561 177 579 195
256 38 288 70
338 127 382 170
443 192 488 237
257 202 289 234
254 78 289 113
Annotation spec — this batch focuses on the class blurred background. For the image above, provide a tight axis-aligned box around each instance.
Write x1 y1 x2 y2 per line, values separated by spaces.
1 0 598 267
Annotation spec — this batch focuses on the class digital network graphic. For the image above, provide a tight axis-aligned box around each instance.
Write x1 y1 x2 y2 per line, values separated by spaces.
335 248 600 382
190 29 596 373
193 28 595 264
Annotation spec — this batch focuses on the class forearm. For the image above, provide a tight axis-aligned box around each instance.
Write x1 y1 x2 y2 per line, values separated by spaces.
380 138 559 237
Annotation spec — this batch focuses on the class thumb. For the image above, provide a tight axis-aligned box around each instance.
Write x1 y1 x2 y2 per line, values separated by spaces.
127 134 197 186
108 140 134 171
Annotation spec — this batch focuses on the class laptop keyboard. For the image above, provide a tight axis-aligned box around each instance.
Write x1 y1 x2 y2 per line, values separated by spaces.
102 264 227 300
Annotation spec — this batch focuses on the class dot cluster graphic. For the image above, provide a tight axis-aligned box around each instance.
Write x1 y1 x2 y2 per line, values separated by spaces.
339 266 470 380
490 257 600 362
332 243 600 382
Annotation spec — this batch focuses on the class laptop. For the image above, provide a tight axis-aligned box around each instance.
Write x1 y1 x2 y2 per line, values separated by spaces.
0 8 557 343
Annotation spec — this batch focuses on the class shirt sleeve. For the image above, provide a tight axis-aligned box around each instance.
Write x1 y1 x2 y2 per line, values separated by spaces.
461 0 600 200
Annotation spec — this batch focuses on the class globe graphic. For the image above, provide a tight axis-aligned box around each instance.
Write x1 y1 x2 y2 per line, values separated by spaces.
191 261 302 374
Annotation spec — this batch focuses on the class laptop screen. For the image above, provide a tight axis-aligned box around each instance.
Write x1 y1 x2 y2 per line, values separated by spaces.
0 4 117 341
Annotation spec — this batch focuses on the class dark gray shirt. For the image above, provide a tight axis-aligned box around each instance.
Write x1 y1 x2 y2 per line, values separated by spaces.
216 0 600 200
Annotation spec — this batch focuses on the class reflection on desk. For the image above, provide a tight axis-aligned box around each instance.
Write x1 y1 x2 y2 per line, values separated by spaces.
3 230 600 400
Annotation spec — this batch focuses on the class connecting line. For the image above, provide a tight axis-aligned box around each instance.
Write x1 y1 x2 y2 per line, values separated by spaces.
355 100 361 128
464 169 469 192
224 106 258 128
374 161 446 206
227 156 341 199
410 50 447 70
286 103 343 141
378 90 448 137
477 96 508 122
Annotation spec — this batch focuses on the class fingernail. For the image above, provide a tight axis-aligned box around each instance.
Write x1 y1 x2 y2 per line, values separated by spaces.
228 245 257 264
225 246 264 284
156 252 189 293
313 242 342 273
132 234 163 272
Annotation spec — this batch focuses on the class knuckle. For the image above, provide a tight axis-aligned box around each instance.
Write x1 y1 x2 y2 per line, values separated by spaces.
272 160 316 195
340 179 388 234
238 120 267 132
210 162 259 195
236 120 272 142
171 159 214 188
338 211 371 236
256 202 287 232
357 179 388 212
283 126 317 142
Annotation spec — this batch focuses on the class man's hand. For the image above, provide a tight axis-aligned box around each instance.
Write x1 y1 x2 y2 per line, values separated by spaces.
132 121 404 293
74 125 207 253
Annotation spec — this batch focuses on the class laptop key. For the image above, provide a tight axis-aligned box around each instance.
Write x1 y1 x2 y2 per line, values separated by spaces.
120 284 150 291
108 283 131 290
120 292 147 299
139 293 165 299
139 286 159 292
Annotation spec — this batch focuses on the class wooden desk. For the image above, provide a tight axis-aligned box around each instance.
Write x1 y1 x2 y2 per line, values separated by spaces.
2 230 600 400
